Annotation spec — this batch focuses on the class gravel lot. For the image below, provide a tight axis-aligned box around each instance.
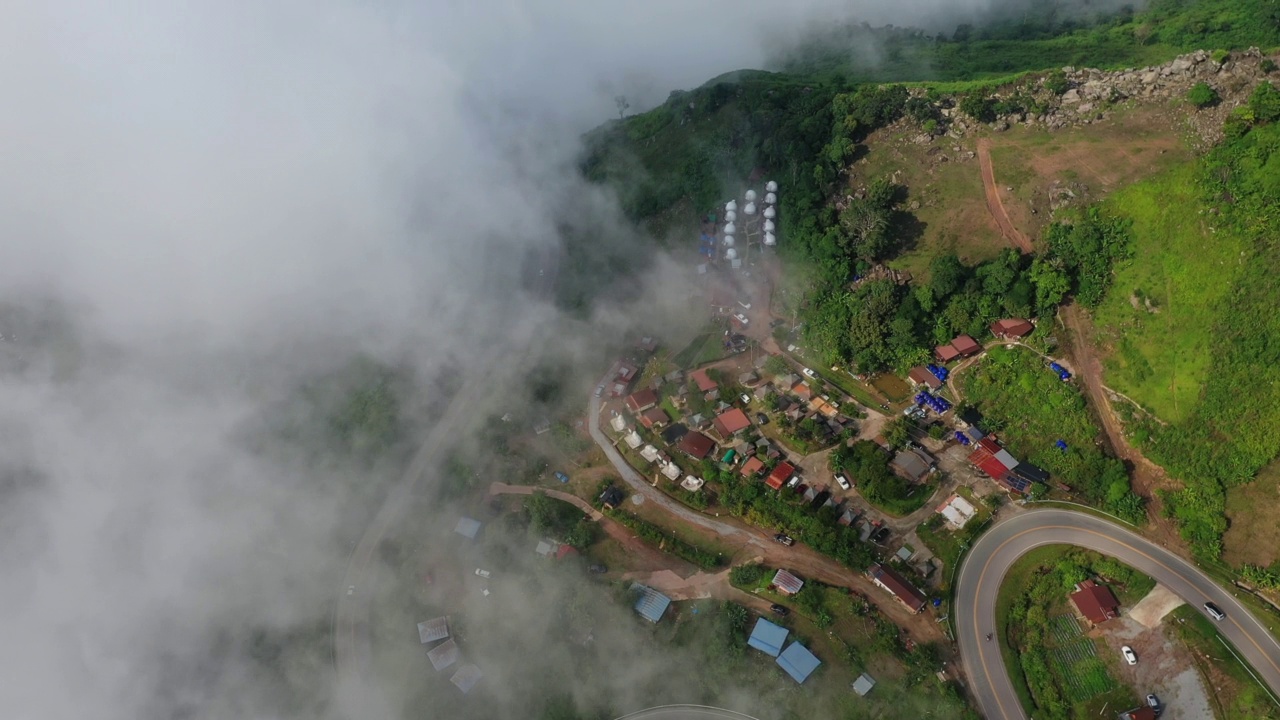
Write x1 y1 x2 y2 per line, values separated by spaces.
1103 615 1213 719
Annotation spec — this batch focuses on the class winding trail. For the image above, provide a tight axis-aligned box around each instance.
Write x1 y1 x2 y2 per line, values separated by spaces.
976 138 1033 253
956 509 1280 719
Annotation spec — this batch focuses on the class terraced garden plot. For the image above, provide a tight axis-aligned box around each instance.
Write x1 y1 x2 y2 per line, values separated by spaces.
1049 639 1117 699
1049 614 1083 643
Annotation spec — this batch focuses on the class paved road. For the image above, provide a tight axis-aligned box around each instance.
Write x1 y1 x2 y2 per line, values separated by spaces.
614 707 762 720
956 509 1280 719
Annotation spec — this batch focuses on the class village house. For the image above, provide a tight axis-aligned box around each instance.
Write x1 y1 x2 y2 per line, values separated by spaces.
690 368 719 394
989 318 1034 339
791 381 813 400
740 456 765 478
639 407 670 429
891 447 937 483
677 431 716 460
907 366 944 390
934 344 961 363
950 334 981 357
712 408 752 438
770 569 804 595
868 563 927 613
765 461 795 490
626 389 658 414
1069 579 1120 626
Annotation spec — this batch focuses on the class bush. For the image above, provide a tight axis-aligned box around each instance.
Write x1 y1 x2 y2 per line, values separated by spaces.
1210 49 1230 64
1263 59 1278 74
729 563 767 588
1186 82 1219 108
1249 81 1280 123
959 93 996 122
1044 70 1070 95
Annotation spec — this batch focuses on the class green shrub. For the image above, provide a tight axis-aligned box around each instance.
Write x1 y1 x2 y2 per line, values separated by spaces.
729 563 766 588
1210 49 1230 64
1249 81 1280 123
1044 70 1070 95
1261 58 1277 74
1186 82 1220 108
959 93 996 122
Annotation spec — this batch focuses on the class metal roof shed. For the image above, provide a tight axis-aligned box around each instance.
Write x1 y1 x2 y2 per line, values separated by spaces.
631 584 672 623
771 569 804 595
454 517 481 540
427 639 460 671
417 616 449 644
776 641 821 683
851 672 876 696
450 664 483 694
747 618 790 657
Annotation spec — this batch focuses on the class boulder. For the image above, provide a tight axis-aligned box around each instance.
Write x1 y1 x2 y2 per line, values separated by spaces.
1062 88 1081 103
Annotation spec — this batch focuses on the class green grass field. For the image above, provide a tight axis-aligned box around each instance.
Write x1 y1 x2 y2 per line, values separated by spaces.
1092 164 1248 423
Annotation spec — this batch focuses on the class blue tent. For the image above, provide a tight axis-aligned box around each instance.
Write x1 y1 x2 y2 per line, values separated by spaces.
776 641 821 683
747 618 790 657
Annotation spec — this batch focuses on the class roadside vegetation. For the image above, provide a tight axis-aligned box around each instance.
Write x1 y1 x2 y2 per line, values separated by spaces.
962 346 1143 522
1166 604 1280 719
998 546 1155 720
1100 100 1280 559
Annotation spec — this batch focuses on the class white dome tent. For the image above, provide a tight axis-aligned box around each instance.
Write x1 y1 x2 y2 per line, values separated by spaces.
744 189 757 202
764 232 777 246
725 200 737 212
744 202 757 216
723 222 736 235
765 180 778 192
763 206 775 219
763 219 775 232
723 234 735 246
725 247 738 260
724 210 736 222
764 192 776 204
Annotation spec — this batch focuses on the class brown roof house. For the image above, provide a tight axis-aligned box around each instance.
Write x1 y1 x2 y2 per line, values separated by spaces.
890 447 936 483
934 344 961 363
907 366 944 390
990 318 1034 339
868 563 926 613
713 408 752 438
626 389 658 414
950 334 981 356
678 431 716 460
1069 579 1119 625
690 368 719 394
765 461 795 490
740 456 765 477
639 407 670 429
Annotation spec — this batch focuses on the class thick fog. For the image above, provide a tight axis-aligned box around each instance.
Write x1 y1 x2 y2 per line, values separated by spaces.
0 1 1105 719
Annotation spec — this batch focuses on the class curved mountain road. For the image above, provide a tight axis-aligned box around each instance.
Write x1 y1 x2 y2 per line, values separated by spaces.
956 509 1280 719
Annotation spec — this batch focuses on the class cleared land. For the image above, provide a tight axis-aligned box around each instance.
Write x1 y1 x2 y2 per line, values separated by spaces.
1224 459 1280 568
857 105 1192 282
1090 163 1247 423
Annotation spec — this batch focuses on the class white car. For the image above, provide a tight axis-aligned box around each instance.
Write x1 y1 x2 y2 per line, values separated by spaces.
734 313 750 325
802 367 816 378
347 586 355 596
835 473 851 490
475 568 491 579
740 393 751 404
1121 646 1137 665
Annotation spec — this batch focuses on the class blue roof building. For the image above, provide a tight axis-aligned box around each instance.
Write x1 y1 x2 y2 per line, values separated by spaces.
747 618 789 657
776 641 821 684
454 517 481 539
631 584 672 623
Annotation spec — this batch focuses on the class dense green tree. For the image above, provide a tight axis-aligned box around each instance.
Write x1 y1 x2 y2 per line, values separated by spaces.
1186 82 1220 108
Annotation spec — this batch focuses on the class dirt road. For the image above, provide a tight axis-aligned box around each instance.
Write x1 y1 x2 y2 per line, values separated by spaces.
588 380 945 642
976 138 1034 253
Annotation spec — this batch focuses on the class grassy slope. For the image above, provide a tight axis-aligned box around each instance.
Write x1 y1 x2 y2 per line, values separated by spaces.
1092 163 1247 423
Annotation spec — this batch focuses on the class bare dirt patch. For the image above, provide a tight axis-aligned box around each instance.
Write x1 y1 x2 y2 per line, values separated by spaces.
1101 616 1214 720
1129 584 1186 629
977 137 1033 253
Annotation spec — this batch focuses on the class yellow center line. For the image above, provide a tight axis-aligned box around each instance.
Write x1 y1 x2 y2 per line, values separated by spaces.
970 521 1280 720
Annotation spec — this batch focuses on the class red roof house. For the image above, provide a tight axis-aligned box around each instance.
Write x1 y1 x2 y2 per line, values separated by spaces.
968 437 1017 483
713 408 751 437
740 456 765 477
990 318 1034 339
690 368 718 393
935 344 961 363
766 461 795 490
639 407 670 429
626 389 659 414
951 335 981 356
1120 707 1156 720
868 564 927 613
1069 580 1119 625
678 431 716 460
907 366 944 390
791 382 812 400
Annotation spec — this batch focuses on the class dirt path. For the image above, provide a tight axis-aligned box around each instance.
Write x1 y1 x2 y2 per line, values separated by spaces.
976 137 1034 253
